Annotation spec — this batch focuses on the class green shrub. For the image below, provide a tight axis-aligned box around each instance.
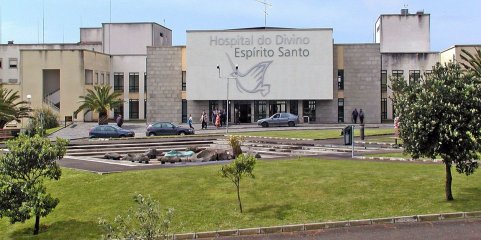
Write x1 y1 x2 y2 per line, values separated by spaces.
25 108 59 136
228 135 245 158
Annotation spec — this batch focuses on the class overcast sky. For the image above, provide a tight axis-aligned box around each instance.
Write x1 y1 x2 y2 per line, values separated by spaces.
1 0 480 51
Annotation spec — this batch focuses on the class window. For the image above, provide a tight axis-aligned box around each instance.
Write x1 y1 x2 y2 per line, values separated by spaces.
254 100 267 121
381 98 387 120
129 72 139 92
9 58 17 68
8 79 18 84
85 70 93 85
144 99 147 119
113 104 123 118
338 98 344 123
181 71 186 91
289 100 298 115
106 73 110 85
144 73 147 92
303 100 316 122
209 100 219 122
95 73 99 85
409 70 421 84
0 58 2 68
100 73 105 85
392 70 403 80
424 70 433 79
337 69 344 90
269 100 286 116
129 99 139 119
114 73 124 91
182 99 187 123
381 70 387 92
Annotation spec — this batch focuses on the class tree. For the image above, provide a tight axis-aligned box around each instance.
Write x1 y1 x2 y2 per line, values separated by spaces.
73 85 123 125
460 48 481 77
220 154 256 213
0 135 68 235
391 61 481 201
0 87 31 128
99 194 174 240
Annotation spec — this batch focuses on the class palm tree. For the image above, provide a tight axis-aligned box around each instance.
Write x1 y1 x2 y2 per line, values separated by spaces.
460 48 481 77
0 87 31 129
74 85 123 125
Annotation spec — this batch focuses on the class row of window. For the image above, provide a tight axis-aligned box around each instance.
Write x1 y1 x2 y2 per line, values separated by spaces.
113 99 147 120
113 72 148 93
0 58 18 69
382 69 433 91
85 70 110 86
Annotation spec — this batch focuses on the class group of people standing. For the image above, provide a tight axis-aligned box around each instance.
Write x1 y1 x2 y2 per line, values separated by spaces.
351 108 365 124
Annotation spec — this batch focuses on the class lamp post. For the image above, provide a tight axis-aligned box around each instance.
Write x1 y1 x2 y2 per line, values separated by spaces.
217 64 239 134
24 94 32 129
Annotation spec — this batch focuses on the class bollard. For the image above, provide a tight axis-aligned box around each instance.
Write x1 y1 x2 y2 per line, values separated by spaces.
360 124 365 140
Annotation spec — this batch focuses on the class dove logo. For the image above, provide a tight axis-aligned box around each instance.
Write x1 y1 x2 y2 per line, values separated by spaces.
226 54 272 97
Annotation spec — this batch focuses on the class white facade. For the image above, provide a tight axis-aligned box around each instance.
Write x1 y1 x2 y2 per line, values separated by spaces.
186 29 333 101
375 9 430 53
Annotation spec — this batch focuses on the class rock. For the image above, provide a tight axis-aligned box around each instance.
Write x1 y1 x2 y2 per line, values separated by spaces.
159 156 181 164
104 152 121 160
255 153 261 159
195 149 218 161
143 148 158 159
232 146 243 158
133 154 150 164
122 153 135 162
186 146 203 153
217 150 233 160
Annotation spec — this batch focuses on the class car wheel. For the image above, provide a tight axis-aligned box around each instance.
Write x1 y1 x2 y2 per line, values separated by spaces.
179 132 186 136
288 121 295 127
149 132 156 137
261 122 269 128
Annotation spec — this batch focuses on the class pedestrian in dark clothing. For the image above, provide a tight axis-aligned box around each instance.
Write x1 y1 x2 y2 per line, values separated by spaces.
359 109 365 124
200 111 207 129
116 114 123 127
352 109 358 124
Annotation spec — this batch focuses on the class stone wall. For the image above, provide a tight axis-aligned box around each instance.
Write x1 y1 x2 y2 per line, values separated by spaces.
146 46 183 123
342 44 381 124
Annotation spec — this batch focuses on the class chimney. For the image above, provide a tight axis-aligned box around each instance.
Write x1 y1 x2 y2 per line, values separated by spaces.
401 9 409 15
7 40 14 44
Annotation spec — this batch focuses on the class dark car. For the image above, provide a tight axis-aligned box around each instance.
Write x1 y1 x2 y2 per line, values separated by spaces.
257 113 299 127
89 125 135 138
146 122 194 136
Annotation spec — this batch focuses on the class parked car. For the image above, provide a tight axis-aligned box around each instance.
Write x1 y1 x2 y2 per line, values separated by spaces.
89 125 135 138
146 122 194 136
257 113 299 127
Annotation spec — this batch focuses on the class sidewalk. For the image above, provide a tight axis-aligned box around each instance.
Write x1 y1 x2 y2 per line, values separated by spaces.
49 121 394 140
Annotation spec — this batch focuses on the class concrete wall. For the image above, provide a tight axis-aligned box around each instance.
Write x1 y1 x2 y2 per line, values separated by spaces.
20 50 110 122
111 55 147 120
341 44 381 124
382 52 439 119
80 28 102 43
376 13 430 53
147 47 183 124
440 45 481 67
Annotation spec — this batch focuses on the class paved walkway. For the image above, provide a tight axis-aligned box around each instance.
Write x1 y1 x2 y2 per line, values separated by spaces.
50 121 394 140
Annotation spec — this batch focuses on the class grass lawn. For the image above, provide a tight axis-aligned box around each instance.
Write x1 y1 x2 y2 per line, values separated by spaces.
1 158 481 239
46 127 63 135
235 128 394 139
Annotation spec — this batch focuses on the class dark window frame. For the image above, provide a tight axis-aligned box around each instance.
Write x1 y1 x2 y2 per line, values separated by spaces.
409 70 421 84
181 71 186 91
392 70 403 80
129 72 140 92
114 72 124 91
381 70 387 92
303 100 316 122
8 58 17 69
144 72 147 92
381 98 387 120
337 69 344 90
338 98 344 123
129 99 139 119
254 100 267 121
182 99 187 123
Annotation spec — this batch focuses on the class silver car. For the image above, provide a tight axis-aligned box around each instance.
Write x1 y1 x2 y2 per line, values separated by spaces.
257 113 299 127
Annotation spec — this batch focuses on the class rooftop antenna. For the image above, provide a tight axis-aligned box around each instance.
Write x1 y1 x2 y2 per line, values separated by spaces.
109 0 111 54
42 0 45 44
254 0 272 28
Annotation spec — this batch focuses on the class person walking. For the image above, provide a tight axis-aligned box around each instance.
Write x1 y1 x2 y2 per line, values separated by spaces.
188 114 194 130
116 114 123 127
200 111 207 129
359 109 365 124
215 113 221 128
352 108 358 124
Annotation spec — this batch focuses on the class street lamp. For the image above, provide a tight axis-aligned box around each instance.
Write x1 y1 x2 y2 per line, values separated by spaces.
217 64 239 134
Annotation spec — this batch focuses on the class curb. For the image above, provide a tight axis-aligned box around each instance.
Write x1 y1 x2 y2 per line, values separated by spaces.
356 156 443 163
172 211 481 239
